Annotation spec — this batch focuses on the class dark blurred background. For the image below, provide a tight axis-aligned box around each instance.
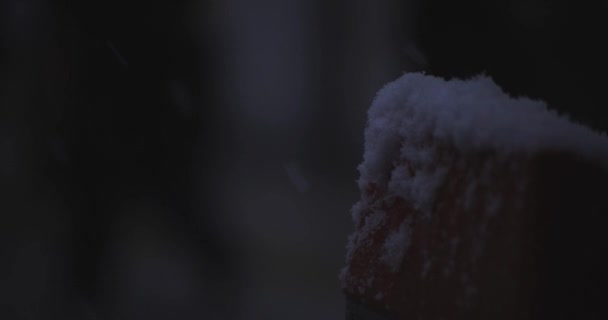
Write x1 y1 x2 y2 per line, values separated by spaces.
0 0 410 319
1 0 607 319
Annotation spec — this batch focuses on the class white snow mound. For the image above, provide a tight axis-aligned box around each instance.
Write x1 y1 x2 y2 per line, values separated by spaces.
358 72 608 206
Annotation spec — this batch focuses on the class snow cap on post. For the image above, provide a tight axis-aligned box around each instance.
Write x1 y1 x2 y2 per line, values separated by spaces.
343 72 608 319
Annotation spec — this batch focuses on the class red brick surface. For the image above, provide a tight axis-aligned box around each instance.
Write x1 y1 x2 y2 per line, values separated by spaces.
344 150 608 319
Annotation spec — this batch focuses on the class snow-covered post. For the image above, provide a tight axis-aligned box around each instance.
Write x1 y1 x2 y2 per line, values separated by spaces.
341 73 608 319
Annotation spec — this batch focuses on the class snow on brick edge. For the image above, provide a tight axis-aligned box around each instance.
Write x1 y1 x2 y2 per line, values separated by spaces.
381 219 411 273
342 72 608 284
358 72 608 197
340 208 387 291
